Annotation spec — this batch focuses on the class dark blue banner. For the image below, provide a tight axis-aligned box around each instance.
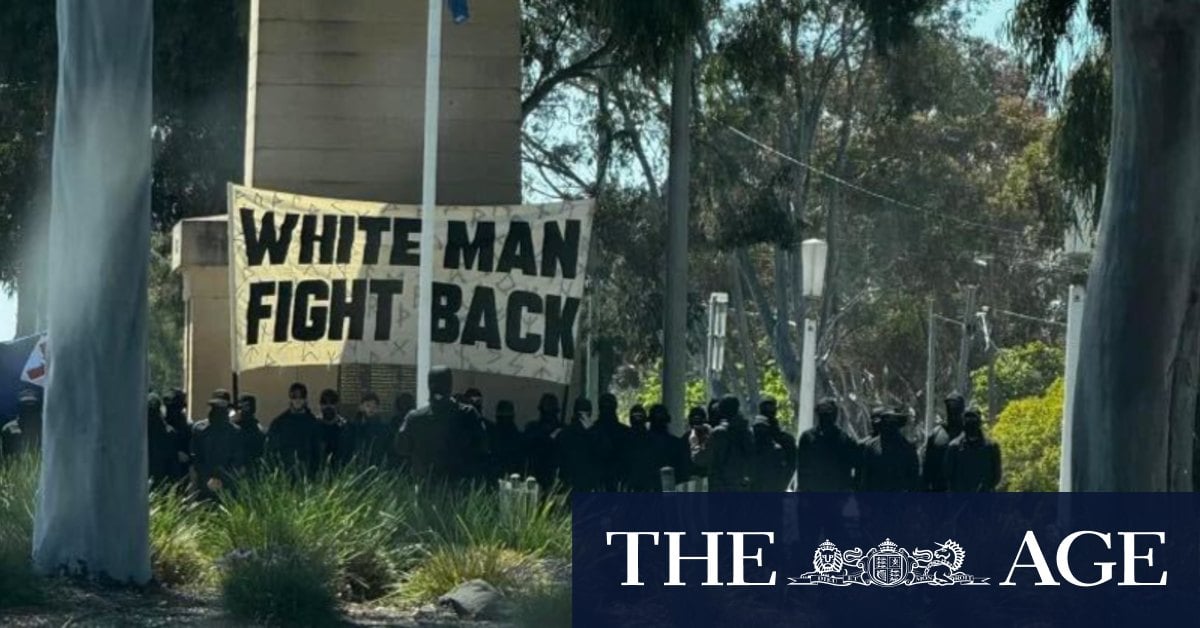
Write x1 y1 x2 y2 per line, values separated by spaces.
573 493 1200 627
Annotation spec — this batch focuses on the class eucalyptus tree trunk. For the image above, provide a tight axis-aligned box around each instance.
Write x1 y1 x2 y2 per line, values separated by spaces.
662 35 694 434
1072 0 1200 491
33 0 152 582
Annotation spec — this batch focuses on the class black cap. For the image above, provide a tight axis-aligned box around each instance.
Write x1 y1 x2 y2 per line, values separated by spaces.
718 395 740 418
573 397 593 415
319 389 340 405
816 397 838 415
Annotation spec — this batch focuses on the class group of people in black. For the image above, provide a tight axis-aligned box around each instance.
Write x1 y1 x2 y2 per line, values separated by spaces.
2 367 1001 495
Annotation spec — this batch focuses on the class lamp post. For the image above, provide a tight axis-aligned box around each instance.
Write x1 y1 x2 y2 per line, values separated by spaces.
705 292 730 401
1061 197 1094 492
796 239 828 437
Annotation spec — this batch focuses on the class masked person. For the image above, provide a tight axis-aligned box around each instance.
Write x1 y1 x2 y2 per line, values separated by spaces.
1 388 42 459
748 398 797 491
191 391 245 500
163 388 193 481
555 398 603 491
944 408 1002 492
705 396 757 492
522 393 563 489
686 406 713 478
463 388 484 416
396 367 487 483
339 392 392 468
391 392 416 431
316 389 346 465
923 392 966 491
234 394 266 469
147 393 177 485
859 407 920 492
796 398 859 491
488 400 524 478
593 393 632 490
628 404 648 433
266 382 322 476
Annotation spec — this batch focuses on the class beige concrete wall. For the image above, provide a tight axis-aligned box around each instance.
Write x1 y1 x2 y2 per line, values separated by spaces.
175 0 579 421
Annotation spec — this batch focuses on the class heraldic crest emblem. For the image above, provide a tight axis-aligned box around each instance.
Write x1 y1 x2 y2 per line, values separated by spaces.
789 538 988 587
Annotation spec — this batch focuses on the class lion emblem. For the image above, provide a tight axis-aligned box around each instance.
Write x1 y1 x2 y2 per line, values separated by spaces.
813 540 844 574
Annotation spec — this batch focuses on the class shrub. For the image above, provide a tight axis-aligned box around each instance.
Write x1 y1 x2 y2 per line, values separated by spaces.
398 543 530 605
148 485 210 587
0 454 44 609
992 377 1063 491
512 584 572 628
208 463 408 603
219 545 339 626
397 483 571 559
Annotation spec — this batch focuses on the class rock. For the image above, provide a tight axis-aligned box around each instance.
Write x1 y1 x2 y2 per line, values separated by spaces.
437 579 506 620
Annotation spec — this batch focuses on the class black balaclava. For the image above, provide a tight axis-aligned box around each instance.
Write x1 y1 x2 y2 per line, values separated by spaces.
147 393 163 423
208 394 230 424
687 406 707 428
598 393 619 425
758 396 778 428
164 388 189 429
629 404 647 431
288 382 309 412
648 404 670 433
816 397 838 431
538 393 561 425
881 408 907 438
572 397 594 429
238 394 258 423
718 395 742 427
395 392 416 417
429 366 454 400
944 392 966 434
751 416 773 452
495 400 516 427
464 387 483 413
319 389 340 421
963 408 984 441
707 399 721 427
359 392 381 421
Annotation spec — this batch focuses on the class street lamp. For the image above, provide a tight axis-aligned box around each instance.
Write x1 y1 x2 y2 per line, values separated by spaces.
705 292 729 401
1061 196 1094 492
796 239 828 437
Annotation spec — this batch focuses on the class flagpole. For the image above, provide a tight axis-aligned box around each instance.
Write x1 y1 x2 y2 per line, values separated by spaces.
416 0 443 407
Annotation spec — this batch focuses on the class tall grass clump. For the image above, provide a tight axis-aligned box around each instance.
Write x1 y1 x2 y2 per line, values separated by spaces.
148 484 210 587
208 462 409 623
0 454 44 608
398 542 529 605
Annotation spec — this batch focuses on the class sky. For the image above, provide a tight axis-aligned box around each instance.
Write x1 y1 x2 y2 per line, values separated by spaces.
0 0 1017 344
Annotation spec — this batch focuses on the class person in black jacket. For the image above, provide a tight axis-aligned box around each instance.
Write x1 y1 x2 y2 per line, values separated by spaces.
162 388 192 482
555 397 602 491
266 382 323 476
593 393 632 490
146 393 177 485
234 393 266 469
923 392 966 491
191 393 245 500
704 396 755 492
944 408 1002 492
1 388 42 459
859 407 920 492
338 391 393 468
488 400 525 478
316 389 346 466
522 393 563 489
395 366 487 483
391 392 416 431
796 398 859 491
630 404 691 491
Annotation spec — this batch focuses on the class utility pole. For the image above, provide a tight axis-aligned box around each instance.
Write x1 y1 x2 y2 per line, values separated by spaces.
662 34 694 435
1061 196 1093 492
955 285 977 398
924 299 936 439
415 0 444 407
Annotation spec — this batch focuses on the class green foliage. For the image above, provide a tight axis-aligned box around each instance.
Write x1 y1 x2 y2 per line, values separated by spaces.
512 584 572 628
149 232 183 391
1053 47 1110 216
397 543 531 606
971 341 1064 415
148 485 210 587
0 454 42 608
992 377 1063 491
219 545 340 627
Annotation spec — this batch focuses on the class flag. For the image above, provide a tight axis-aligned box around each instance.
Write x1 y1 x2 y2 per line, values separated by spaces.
449 0 469 24
0 334 41 419
21 334 48 387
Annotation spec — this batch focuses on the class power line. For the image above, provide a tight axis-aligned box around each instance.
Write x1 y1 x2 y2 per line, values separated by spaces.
725 125 1062 250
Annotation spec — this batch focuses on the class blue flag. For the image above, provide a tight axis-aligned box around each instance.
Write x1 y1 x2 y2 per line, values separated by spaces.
449 0 469 24
0 334 41 420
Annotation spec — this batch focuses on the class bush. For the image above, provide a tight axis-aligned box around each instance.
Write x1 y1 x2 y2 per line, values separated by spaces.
971 340 1064 415
992 377 1063 491
148 485 210 587
0 454 44 609
398 543 530 605
208 463 408 603
219 545 339 626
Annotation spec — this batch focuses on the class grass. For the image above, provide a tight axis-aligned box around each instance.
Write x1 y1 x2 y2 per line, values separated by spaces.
0 457 576 620
511 584 572 628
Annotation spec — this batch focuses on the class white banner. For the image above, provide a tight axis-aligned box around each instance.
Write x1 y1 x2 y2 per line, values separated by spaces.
227 185 594 384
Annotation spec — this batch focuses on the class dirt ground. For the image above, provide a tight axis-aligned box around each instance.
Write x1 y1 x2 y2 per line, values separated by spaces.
0 581 505 627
